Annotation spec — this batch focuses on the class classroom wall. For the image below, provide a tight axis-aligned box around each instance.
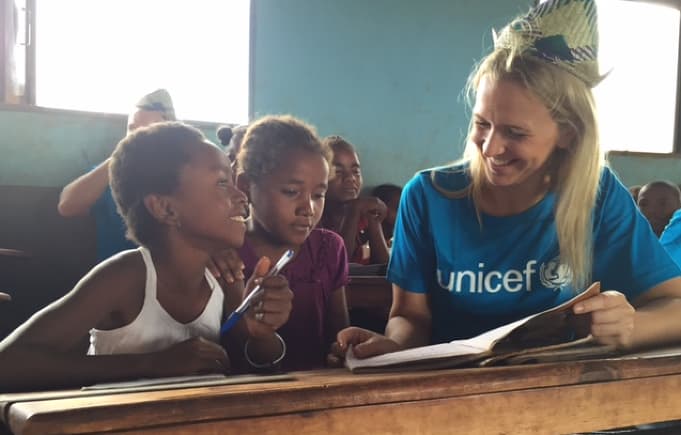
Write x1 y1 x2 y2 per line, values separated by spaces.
0 0 675 189
0 107 221 187
607 153 681 187
251 0 530 188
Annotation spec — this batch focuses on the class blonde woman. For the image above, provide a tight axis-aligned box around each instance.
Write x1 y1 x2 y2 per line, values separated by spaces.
333 0 681 359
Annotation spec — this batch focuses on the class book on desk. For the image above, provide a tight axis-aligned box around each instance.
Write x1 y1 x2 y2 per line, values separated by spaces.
346 282 627 373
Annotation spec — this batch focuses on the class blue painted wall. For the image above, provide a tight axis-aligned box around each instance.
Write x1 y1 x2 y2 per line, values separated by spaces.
608 153 681 187
251 0 529 188
0 0 529 189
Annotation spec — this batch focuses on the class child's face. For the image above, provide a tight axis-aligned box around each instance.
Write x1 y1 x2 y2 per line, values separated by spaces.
171 142 249 249
248 149 329 247
638 185 681 236
328 148 362 202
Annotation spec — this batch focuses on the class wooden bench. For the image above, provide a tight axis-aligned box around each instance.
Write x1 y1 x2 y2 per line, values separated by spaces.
0 185 97 339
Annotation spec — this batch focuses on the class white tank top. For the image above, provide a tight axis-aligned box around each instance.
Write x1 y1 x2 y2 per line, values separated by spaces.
88 247 224 355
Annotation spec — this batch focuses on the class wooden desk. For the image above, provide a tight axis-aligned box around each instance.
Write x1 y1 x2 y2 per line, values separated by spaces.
3 355 681 434
346 275 392 310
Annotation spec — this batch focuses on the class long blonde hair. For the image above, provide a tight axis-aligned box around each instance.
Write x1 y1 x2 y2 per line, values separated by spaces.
437 47 603 290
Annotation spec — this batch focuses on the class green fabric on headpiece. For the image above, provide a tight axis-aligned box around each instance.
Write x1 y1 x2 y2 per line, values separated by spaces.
135 89 176 121
494 0 602 87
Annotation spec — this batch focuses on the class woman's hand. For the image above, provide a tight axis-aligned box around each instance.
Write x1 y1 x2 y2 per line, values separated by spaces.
242 257 293 339
328 326 402 365
573 290 636 349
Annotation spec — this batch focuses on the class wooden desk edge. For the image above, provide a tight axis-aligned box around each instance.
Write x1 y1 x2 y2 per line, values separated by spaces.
5 355 681 434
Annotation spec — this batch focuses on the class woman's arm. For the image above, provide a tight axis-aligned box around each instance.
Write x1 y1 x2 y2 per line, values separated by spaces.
335 285 431 359
384 285 431 349
574 277 681 350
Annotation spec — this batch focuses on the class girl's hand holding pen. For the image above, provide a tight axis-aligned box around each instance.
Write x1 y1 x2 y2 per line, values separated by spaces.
243 256 294 339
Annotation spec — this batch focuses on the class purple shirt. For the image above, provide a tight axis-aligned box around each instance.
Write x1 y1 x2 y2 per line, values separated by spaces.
239 228 349 371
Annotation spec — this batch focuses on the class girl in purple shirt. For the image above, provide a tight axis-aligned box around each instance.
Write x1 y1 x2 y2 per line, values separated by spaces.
236 115 350 371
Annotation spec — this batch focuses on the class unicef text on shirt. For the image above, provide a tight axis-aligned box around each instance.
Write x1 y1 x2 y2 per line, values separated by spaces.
436 259 573 294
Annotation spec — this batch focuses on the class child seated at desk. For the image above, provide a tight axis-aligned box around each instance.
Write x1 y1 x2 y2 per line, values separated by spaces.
234 115 350 370
0 123 293 392
637 180 681 237
319 136 389 265
371 183 403 248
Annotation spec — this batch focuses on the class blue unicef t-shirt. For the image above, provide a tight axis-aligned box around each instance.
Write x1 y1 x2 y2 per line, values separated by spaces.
388 164 680 344
92 186 136 262
661 208 681 268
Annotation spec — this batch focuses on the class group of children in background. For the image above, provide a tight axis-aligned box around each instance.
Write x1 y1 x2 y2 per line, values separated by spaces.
0 90 404 391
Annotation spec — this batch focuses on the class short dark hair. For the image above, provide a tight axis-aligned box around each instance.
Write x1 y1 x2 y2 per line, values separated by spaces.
640 180 681 203
110 122 205 246
323 135 356 155
372 183 402 204
238 115 329 180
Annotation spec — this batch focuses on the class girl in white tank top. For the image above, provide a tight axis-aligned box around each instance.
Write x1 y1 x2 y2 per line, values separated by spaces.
0 123 292 392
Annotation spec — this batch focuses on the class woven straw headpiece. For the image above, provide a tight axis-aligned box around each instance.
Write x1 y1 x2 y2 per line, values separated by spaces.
494 0 602 87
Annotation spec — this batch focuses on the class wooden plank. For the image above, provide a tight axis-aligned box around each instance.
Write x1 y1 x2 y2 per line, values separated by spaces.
6 356 681 435
52 374 681 435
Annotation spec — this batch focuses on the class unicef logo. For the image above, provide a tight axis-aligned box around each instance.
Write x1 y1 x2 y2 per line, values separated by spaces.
539 257 573 290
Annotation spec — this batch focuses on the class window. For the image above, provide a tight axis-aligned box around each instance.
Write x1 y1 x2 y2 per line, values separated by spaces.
595 0 680 154
4 0 250 124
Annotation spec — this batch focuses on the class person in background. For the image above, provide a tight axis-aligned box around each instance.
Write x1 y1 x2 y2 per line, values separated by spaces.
332 0 681 363
637 180 681 237
0 122 293 392
319 136 389 265
58 89 176 262
217 124 248 168
231 115 350 371
629 185 641 203
371 183 403 247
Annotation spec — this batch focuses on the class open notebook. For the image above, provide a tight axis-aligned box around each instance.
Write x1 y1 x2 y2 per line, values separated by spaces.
346 282 617 373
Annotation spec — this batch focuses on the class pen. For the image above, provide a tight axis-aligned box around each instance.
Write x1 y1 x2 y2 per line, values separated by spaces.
219 249 295 337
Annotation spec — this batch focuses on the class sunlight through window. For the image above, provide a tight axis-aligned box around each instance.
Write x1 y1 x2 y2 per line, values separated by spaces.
35 0 250 123
595 1 679 154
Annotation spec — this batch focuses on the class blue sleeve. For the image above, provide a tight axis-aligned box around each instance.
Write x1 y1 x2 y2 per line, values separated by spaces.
92 185 110 217
387 174 436 293
592 168 680 300
660 209 681 269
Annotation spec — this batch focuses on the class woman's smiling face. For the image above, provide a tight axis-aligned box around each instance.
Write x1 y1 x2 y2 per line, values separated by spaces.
471 76 566 192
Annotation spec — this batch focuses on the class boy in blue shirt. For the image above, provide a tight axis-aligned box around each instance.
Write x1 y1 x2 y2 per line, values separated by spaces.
58 90 175 261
